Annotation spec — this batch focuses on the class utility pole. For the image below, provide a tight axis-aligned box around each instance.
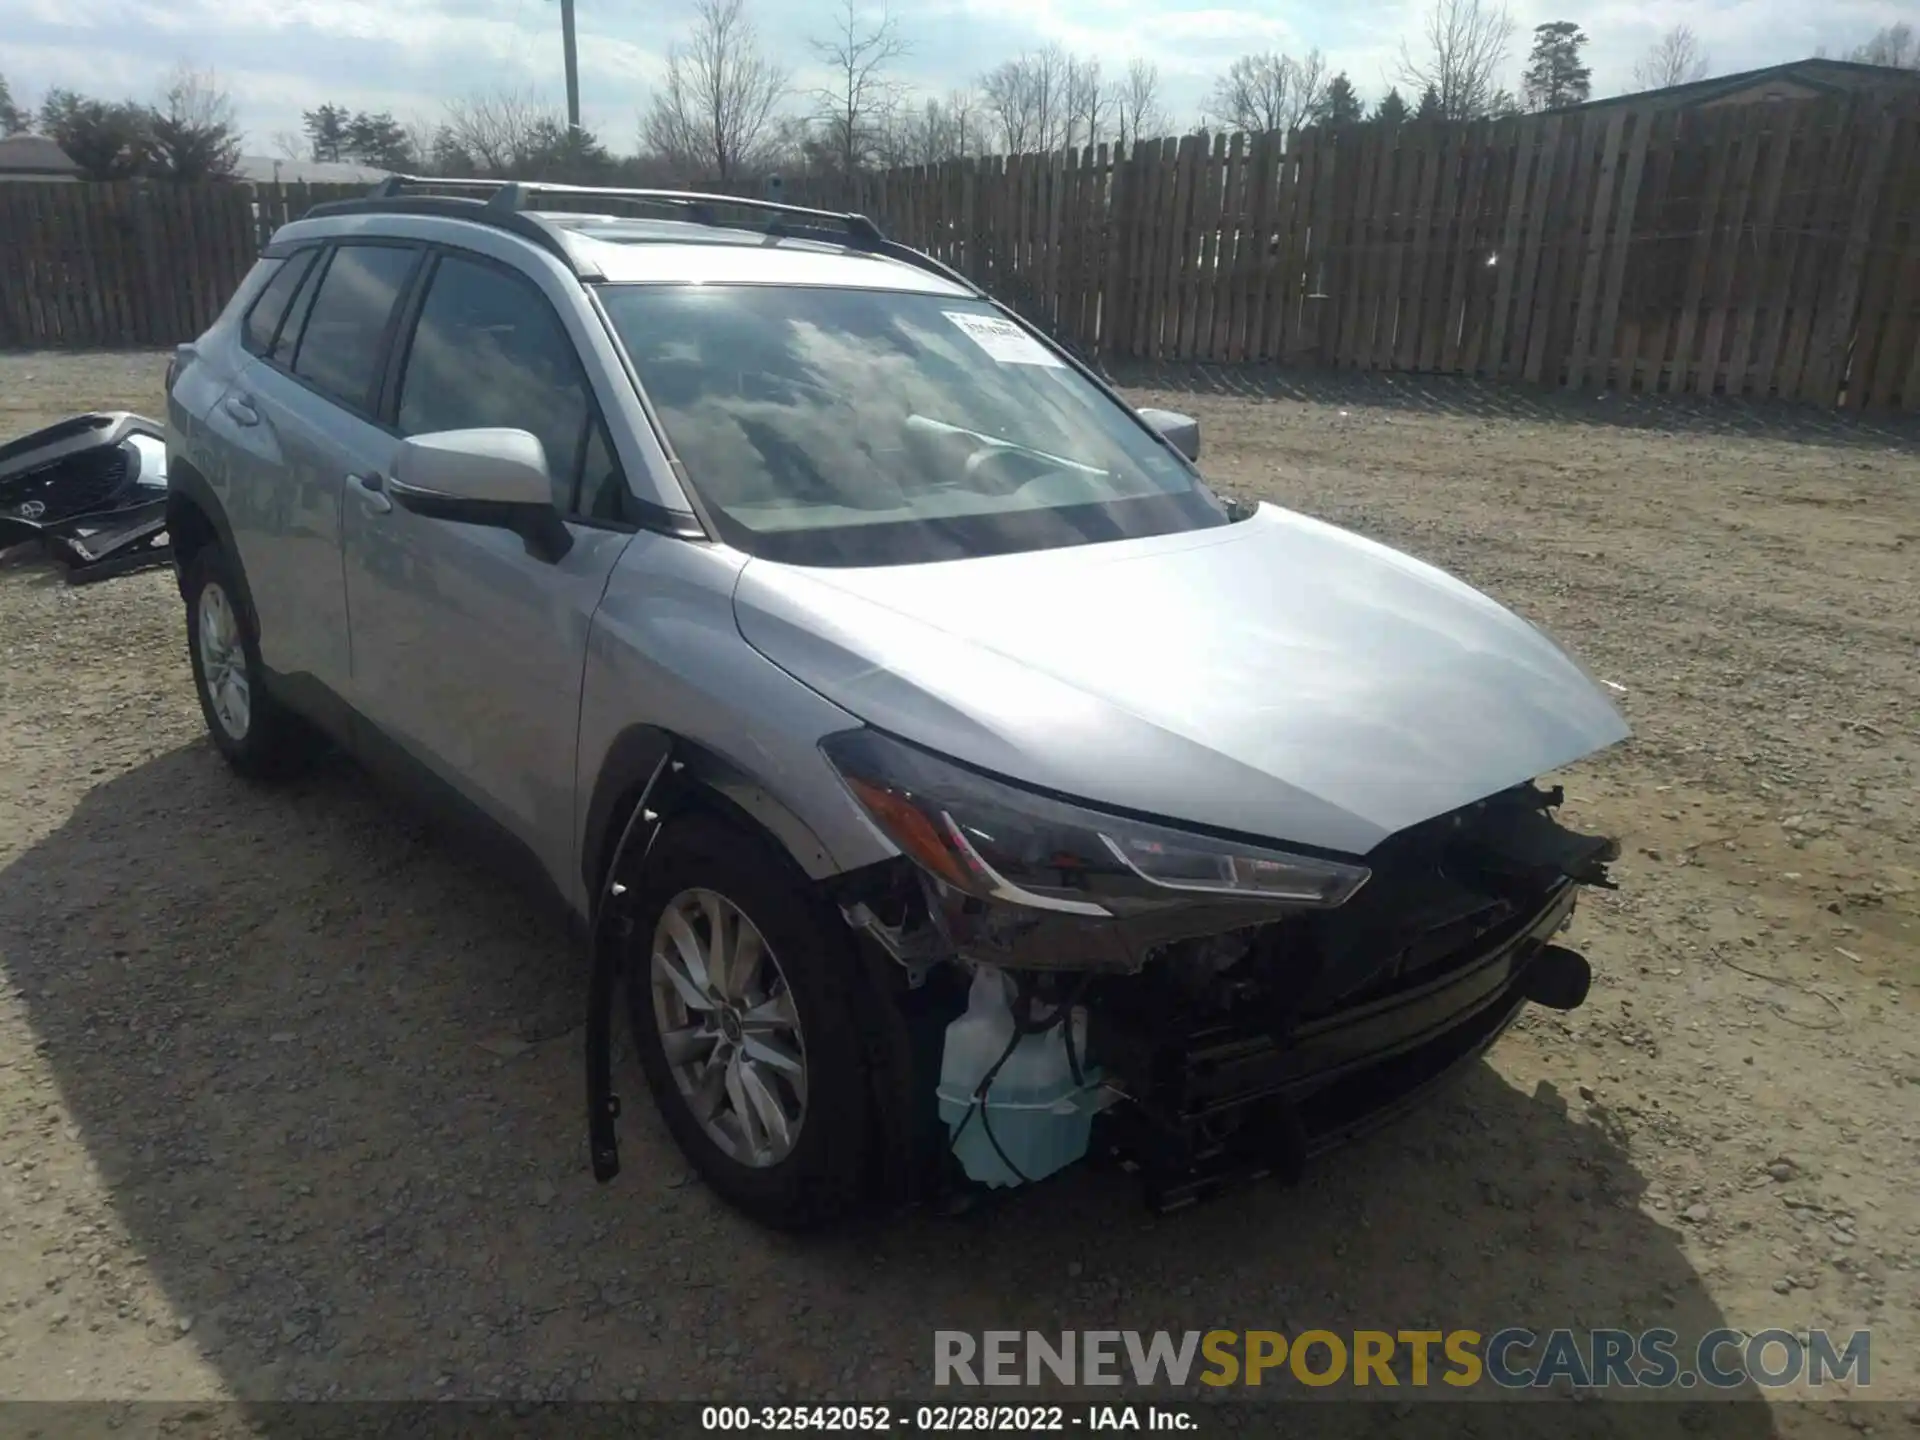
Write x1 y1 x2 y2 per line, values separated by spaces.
560 0 581 131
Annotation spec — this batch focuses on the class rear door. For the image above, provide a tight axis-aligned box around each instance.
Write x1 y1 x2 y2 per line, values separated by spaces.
340 248 636 890
215 241 422 692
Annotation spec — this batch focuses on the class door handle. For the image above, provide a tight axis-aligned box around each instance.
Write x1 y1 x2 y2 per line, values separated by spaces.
347 471 392 515
221 393 259 427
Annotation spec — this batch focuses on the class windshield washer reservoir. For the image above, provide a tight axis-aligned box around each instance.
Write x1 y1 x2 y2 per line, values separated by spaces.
936 966 1105 1187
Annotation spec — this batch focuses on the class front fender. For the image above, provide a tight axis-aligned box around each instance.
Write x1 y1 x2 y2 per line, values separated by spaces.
579 725 851 899
572 534 896 913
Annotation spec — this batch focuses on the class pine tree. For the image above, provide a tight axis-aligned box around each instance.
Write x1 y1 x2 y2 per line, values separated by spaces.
1521 21 1592 111
302 104 350 163
430 127 476 176
39 90 151 180
1373 87 1409 125
516 121 614 183
1316 72 1364 125
344 111 414 169
1415 84 1444 121
0 74 28 135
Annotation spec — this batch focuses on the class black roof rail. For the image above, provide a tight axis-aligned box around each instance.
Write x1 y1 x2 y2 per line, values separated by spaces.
294 173 986 295
366 174 499 198
495 179 884 238
362 173 887 243
295 190 585 273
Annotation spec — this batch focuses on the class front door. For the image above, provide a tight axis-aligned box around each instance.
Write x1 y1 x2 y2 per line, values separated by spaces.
340 249 635 892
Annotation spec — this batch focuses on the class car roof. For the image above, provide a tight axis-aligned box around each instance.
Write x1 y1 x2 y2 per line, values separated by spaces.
274 206 972 296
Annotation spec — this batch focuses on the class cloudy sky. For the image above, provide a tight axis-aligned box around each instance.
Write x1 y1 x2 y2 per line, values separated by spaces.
0 0 1908 154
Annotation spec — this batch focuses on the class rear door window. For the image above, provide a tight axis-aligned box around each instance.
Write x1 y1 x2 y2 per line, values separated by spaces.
289 244 420 414
241 250 316 355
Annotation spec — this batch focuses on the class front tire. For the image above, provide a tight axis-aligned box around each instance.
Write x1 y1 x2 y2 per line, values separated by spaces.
182 546 315 779
624 814 874 1229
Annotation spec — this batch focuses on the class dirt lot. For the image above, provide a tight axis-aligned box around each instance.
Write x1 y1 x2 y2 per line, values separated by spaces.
0 352 1914 1434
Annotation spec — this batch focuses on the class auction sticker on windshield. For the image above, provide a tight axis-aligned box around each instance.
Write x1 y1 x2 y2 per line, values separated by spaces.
944 311 1064 366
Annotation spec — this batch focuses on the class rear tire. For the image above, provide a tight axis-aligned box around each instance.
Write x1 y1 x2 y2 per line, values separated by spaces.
182 545 317 779
624 813 874 1229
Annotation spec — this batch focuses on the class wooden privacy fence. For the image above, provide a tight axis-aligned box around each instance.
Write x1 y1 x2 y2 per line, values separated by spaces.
0 182 365 350
791 94 1920 411
3 98 1919 409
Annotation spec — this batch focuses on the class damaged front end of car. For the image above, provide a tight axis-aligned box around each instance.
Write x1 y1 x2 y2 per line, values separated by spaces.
824 728 1619 1213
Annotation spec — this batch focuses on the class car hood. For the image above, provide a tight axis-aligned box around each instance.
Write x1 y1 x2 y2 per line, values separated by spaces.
732 504 1629 856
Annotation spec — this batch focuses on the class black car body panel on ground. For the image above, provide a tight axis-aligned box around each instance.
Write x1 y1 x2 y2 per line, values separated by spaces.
0 412 172 583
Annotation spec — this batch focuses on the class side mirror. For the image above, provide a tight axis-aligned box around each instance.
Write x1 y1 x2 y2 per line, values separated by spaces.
389 428 572 563
1137 407 1200 462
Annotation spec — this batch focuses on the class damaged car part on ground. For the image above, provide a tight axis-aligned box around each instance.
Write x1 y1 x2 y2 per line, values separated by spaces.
0 412 173 584
163 176 1631 1232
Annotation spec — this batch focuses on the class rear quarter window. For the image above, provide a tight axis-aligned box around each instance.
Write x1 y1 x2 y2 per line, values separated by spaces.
241 250 317 356
271 252 327 367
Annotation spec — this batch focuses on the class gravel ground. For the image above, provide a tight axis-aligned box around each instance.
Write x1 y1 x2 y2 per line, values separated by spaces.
0 352 1914 1435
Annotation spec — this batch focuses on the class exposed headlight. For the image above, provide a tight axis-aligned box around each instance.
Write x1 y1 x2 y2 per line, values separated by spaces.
820 729 1369 917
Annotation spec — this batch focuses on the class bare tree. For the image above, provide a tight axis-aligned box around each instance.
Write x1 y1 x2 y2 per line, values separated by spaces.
1398 0 1514 120
1034 45 1072 151
1288 49 1329 131
147 65 243 180
900 98 941 166
1208 54 1281 133
897 90 981 164
641 0 790 184
943 89 980 158
402 113 443 173
810 0 906 183
439 89 612 179
1850 23 1918 68
979 60 1034 154
1063 55 1109 152
270 129 307 162
1633 24 1711 89
1113 58 1167 152
979 45 1072 154
861 99 903 171
443 89 553 175
1207 48 1328 136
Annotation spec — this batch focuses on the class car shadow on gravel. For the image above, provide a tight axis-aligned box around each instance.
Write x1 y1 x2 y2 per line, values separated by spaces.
1107 360 1920 453
0 742 1780 1436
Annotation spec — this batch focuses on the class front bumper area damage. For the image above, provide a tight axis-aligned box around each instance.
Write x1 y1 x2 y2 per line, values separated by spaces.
842 781 1618 1212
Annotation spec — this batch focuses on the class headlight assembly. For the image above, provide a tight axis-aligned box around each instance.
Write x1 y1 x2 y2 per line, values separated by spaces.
820 728 1368 917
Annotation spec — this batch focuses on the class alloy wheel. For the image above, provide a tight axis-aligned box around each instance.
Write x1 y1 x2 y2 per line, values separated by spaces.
197 581 251 741
650 887 807 1167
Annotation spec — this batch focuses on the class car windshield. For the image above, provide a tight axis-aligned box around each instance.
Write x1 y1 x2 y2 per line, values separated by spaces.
598 284 1229 566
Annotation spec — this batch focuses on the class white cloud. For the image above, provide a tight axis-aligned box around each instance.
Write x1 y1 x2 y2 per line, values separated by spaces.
0 0 1907 149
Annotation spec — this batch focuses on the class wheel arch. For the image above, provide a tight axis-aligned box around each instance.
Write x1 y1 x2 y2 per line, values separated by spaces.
581 725 843 905
584 723 936 1214
164 458 258 631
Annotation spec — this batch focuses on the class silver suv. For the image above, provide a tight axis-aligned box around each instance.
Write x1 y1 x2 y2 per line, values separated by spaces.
167 179 1628 1226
